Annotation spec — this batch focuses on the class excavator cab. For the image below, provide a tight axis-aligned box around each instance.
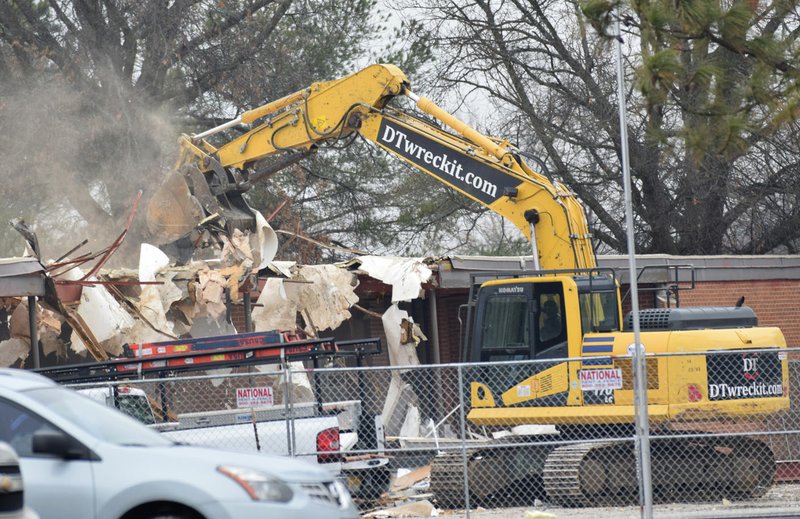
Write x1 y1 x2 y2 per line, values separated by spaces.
463 270 622 364
462 271 623 415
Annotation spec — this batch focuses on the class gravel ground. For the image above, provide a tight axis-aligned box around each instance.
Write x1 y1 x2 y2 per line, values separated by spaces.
367 484 800 519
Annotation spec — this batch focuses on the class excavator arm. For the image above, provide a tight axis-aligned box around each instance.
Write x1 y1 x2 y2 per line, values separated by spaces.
147 64 595 270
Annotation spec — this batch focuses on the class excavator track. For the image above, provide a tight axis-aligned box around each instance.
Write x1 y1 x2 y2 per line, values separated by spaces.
429 451 469 508
543 441 635 507
717 436 775 498
541 436 776 507
430 440 554 508
431 435 775 509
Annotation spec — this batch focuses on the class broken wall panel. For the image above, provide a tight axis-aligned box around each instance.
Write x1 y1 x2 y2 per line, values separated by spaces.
352 256 432 303
0 338 29 367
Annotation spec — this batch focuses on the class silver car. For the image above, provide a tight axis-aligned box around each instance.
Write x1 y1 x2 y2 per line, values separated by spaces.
0 369 358 519
0 442 38 519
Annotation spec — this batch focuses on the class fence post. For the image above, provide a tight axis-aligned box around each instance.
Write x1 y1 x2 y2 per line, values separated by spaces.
284 363 294 456
289 365 297 457
457 364 471 518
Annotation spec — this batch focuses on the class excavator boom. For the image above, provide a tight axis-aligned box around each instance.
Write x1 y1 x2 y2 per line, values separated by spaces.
146 64 595 270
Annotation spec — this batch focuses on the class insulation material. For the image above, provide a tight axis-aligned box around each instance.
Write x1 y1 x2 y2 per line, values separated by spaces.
120 244 180 345
294 265 358 333
249 277 313 399
124 286 175 344
382 304 423 368
9 301 63 357
249 278 313 399
381 304 426 438
218 264 246 302
158 272 185 314
252 278 298 332
251 210 278 271
252 363 314 403
399 404 421 439
138 244 170 282
382 379 419 438
356 256 431 303
69 277 135 355
0 338 29 367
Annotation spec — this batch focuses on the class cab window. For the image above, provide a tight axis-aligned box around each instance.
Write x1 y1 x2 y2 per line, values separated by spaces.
479 290 530 359
534 283 567 358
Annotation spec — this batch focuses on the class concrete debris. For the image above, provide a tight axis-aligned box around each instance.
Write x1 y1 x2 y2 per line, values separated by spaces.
525 511 557 518
265 260 296 278
391 465 432 492
194 267 228 319
221 229 254 270
352 256 432 303
367 499 438 518
492 424 559 440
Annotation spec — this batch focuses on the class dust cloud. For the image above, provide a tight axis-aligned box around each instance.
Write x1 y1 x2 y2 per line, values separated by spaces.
0 77 179 268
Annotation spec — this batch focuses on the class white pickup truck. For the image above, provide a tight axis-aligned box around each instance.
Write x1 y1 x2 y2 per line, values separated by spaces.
77 386 389 499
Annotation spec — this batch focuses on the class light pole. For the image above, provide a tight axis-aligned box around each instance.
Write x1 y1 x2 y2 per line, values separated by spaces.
613 9 653 518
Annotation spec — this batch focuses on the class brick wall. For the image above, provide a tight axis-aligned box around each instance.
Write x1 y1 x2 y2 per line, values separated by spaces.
435 289 468 364
676 279 800 347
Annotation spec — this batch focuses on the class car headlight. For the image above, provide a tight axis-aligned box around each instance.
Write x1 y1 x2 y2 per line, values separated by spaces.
217 466 294 503
331 479 353 509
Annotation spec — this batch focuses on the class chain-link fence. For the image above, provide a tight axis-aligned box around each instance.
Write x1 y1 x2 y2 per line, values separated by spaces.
68 350 800 517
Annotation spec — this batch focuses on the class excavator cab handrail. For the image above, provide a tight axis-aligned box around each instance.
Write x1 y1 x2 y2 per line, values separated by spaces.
619 264 696 308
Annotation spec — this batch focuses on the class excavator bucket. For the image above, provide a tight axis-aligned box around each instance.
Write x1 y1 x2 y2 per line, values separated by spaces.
145 168 206 245
146 165 259 245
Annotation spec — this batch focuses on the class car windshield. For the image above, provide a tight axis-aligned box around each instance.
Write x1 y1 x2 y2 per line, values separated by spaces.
25 387 173 447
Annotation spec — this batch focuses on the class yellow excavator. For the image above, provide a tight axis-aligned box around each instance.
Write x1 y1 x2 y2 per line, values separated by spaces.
146 64 789 506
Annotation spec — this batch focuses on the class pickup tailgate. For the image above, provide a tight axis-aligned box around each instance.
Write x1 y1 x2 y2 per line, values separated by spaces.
159 413 341 472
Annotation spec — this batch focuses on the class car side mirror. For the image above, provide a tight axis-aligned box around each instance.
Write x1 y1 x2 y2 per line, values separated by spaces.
32 430 86 460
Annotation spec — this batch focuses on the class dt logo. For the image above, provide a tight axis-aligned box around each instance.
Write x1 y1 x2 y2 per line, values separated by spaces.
742 353 760 381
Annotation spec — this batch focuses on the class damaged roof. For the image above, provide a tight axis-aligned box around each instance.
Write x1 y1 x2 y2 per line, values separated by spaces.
0 257 46 297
